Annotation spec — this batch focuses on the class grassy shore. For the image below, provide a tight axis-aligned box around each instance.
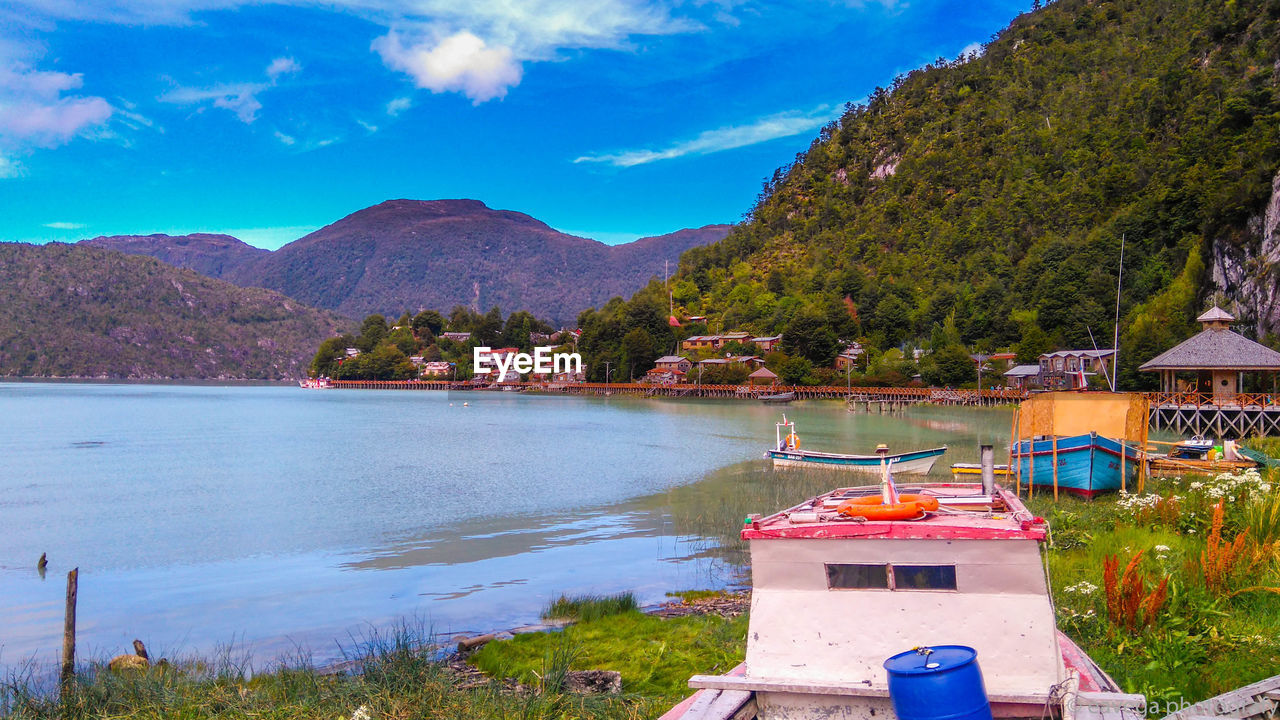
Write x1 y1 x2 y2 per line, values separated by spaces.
6 469 1278 719
1024 469 1280 705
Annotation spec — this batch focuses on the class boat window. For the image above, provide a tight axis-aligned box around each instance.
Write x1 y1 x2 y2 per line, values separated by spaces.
893 565 957 590
825 563 889 589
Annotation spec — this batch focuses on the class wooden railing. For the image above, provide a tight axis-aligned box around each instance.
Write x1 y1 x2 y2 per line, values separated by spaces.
1145 392 1280 408
324 379 1030 402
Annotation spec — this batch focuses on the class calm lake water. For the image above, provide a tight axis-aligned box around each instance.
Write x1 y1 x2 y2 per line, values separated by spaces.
0 383 1011 672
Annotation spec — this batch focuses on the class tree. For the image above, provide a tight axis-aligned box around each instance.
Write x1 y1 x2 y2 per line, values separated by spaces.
356 315 388 352
412 310 445 337
1016 326 1053 364
621 328 659 379
782 313 839 366
922 345 976 387
310 335 353 377
778 356 815 385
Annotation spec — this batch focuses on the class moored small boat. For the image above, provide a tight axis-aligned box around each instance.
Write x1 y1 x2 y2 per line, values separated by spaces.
1014 432 1143 497
660 461 1145 720
1011 392 1150 498
950 462 1012 479
298 377 331 389
765 416 945 475
759 392 795 404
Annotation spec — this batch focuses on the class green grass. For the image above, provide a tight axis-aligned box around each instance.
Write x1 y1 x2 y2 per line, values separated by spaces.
665 590 725 603
471 610 748 698
1027 473 1280 705
542 592 639 621
1 621 664 720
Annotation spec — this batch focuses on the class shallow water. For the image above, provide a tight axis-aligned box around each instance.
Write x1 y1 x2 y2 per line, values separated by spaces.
0 383 1010 671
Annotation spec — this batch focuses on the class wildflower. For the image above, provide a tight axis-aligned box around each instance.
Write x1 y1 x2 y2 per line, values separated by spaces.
1153 545 1171 553
1065 581 1099 595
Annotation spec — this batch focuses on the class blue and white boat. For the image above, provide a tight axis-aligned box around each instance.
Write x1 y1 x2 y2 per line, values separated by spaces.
765 416 946 475
1013 431 1142 497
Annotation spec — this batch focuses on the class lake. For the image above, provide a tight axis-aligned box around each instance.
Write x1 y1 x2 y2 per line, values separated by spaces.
0 383 1011 672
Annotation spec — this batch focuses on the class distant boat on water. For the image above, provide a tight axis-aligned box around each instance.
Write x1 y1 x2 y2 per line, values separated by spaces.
759 391 795 404
299 377 331 389
764 416 946 475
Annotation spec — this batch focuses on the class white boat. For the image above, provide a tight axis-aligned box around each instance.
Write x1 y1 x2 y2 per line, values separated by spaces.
661 459 1146 720
298 377 331 389
764 416 945 475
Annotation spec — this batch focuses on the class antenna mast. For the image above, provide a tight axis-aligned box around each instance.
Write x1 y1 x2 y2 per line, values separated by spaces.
1111 234 1125 392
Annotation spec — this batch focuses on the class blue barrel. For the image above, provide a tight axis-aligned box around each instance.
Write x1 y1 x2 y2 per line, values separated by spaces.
883 646 992 720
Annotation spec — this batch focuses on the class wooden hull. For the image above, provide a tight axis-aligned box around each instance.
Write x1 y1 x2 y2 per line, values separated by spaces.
766 447 946 475
1146 456 1254 476
1013 433 1142 497
760 392 795 404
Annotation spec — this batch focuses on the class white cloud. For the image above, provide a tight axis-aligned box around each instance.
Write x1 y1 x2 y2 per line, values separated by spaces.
0 64 114 147
958 41 984 60
386 96 411 116
575 105 839 167
357 118 378 133
0 154 20 178
374 30 521 103
43 221 85 229
368 0 695 102
160 82 267 123
274 129 296 145
265 56 301 80
6 0 698 104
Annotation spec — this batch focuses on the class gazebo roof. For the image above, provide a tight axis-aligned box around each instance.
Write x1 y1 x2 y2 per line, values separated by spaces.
748 367 778 378
1139 327 1280 371
1196 306 1235 323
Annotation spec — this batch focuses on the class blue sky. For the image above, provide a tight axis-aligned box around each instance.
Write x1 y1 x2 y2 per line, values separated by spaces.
0 0 1030 249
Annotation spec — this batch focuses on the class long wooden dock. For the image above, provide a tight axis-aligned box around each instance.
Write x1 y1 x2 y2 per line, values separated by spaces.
320 383 1280 436
325 380 1027 406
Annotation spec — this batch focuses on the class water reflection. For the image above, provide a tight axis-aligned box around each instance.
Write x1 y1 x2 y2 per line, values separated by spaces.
0 383 1012 673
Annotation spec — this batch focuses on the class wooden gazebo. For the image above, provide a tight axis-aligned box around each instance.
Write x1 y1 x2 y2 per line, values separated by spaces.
747 367 779 387
1139 307 1280 400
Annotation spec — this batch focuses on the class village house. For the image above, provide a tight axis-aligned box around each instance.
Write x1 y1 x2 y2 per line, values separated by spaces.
654 355 693 374
834 342 865 371
681 335 718 352
751 334 783 353
345 347 361 358
1039 349 1116 389
698 355 766 370
421 361 453 378
1004 364 1041 390
441 331 472 342
644 367 687 385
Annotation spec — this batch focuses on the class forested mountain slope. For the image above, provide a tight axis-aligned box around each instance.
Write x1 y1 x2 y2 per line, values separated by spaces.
0 243 348 379
615 0 1280 387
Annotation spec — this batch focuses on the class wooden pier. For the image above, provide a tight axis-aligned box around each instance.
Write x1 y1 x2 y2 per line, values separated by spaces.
325 380 1027 406
1147 392 1280 437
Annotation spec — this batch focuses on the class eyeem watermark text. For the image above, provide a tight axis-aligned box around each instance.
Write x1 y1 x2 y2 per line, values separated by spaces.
473 346 582 382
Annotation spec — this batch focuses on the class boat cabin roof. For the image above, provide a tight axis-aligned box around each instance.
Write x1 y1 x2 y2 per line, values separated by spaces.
741 482 1046 542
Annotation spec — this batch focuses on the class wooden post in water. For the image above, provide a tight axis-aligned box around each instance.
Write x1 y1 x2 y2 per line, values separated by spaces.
1010 408 1021 497
1051 436 1059 501
61 567 78 693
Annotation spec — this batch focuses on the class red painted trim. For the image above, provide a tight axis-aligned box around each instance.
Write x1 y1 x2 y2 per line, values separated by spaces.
741 523 1046 541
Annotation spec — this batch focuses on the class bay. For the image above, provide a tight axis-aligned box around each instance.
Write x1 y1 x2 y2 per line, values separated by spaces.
0 383 1010 672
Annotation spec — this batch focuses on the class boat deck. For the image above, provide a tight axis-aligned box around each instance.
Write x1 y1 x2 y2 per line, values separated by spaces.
742 482 1047 542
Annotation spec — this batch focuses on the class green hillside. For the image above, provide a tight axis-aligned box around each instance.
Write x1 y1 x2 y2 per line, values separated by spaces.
0 243 350 379
576 0 1280 387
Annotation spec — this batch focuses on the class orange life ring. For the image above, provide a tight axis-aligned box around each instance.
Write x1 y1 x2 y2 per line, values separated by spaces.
836 494 940 520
